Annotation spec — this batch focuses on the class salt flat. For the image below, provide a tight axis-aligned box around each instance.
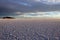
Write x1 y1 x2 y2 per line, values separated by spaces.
0 19 60 40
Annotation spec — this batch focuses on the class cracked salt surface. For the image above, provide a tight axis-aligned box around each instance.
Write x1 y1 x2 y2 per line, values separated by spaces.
0 20 60 40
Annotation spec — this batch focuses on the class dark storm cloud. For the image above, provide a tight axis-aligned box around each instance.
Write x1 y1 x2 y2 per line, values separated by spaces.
0 0 60 16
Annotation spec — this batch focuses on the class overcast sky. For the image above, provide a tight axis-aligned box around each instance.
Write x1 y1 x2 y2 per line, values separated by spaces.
0 0 60 18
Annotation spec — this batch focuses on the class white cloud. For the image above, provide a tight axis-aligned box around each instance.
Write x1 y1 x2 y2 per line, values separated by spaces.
41 0 60 5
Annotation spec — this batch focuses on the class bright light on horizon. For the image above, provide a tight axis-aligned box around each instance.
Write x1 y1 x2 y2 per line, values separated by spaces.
16 11 60 18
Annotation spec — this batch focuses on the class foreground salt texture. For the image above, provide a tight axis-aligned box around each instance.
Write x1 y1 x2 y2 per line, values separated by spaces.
0 19 60 40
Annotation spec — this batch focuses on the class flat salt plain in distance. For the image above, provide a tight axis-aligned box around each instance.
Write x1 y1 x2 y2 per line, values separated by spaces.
0 18 60 40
